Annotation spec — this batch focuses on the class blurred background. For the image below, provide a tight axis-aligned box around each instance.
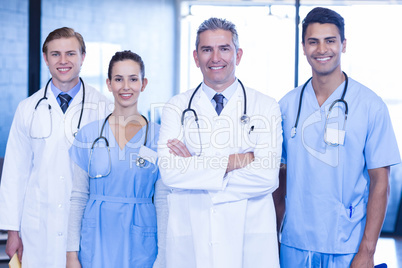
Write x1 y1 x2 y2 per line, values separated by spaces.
0 0 401 266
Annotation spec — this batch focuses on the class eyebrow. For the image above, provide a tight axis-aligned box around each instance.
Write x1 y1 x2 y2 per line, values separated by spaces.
49 50 77 54
113 74 139 78
307 36 337 41
199 44 231 50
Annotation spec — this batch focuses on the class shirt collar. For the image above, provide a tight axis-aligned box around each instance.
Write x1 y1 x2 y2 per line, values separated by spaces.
202 79 239 102
51 79 81 100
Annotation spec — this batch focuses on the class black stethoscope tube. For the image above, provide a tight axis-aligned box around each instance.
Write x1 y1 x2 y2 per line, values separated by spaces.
181 79 249 126
291 72 348 138
37 77 86 135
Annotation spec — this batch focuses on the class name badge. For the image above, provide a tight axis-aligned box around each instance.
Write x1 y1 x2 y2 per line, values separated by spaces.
325 127 345 145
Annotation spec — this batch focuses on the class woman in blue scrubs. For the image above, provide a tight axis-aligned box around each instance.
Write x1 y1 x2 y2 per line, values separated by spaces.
66 50 161 268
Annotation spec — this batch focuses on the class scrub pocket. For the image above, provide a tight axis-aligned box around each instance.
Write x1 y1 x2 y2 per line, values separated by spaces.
129 225 157 267
79 218 96 266
336 201 367 251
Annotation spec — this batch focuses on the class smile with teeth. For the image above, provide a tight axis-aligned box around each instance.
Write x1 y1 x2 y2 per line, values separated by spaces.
210 66 224 70
316 57 331 62
120 93 132 99
57 67 71 71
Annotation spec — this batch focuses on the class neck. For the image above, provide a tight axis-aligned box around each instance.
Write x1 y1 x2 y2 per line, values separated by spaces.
205 77 236 93
53 78 80 92
109 108 144 127
311 71 345 106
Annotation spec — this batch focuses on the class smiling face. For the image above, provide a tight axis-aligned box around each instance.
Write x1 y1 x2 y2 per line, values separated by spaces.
193 29 243 92
43 37 85 91
303 23 346 78
106 59 147 111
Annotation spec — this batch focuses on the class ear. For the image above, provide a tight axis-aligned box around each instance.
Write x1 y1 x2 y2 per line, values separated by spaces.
106 78 112 92
342 39 347 53
141 78 148 92
302 42 306 56
80 52 86 66
193 50 200 68
236 48 243 66
43 53 49 66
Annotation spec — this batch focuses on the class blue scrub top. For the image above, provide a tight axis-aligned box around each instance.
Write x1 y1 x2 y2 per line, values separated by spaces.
279 77 400 254
70 118 160 268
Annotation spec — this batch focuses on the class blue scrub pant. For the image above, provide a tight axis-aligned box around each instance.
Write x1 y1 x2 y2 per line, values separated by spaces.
280 244 355 268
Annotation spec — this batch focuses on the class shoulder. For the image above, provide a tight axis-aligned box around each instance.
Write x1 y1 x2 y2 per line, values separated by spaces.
148 121 161 135
348 78 387 111
244 86 280 111
75 118 105 142
84 84 111 102
17 88 46 109
167 88 197 105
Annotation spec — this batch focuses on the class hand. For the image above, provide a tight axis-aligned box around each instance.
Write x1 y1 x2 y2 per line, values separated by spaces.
167 139 191 157
5 230 23 261
66 251 82 268
350 250 374 268
226 152 254 173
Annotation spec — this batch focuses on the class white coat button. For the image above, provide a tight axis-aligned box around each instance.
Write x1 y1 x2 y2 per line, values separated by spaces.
58 232 63 236
58 204 62 208
211 208 216 214
60 176 64 181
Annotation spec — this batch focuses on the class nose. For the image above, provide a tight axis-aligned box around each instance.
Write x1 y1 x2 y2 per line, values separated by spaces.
317 42 328 54
211 50 220 63
123 79 130 90
60 54 67 64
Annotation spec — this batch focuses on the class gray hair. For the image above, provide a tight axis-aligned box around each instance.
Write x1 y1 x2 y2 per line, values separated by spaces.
195 17 239 51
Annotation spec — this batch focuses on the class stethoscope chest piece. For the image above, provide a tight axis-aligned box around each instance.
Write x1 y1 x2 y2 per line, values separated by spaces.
240 114 250 125
136 156 146 168
290 127 296 138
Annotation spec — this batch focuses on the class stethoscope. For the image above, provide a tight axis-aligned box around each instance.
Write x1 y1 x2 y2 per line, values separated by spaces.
29 77 85 138
88 113 149 179
181 79 250 156
291 71 349 146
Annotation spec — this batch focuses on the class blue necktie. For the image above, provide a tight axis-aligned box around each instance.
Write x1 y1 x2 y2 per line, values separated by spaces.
213 94 224 115
59 93 72 113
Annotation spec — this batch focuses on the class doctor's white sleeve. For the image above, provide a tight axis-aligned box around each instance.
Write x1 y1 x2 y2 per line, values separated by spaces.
0 103 33 231
209 99 283 204
157 98 228 191
67 162 89 251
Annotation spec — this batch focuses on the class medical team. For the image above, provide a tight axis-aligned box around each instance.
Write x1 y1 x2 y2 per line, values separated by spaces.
0 6 400 268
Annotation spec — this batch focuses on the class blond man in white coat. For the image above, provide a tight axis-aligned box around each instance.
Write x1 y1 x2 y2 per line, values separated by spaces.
157 18 282 268
0 27 111 267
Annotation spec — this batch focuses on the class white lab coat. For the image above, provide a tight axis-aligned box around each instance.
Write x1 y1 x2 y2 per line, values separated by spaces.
158 83 282 268
0 83 112 268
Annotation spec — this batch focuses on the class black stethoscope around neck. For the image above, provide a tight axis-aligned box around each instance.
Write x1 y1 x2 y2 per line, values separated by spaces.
291 71 349 145
30 77 85 139
180 79 249 156
181 79 249 125
88 113 149 178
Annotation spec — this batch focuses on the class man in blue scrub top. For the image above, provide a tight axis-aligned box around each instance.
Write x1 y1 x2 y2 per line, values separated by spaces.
275 7 401 268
